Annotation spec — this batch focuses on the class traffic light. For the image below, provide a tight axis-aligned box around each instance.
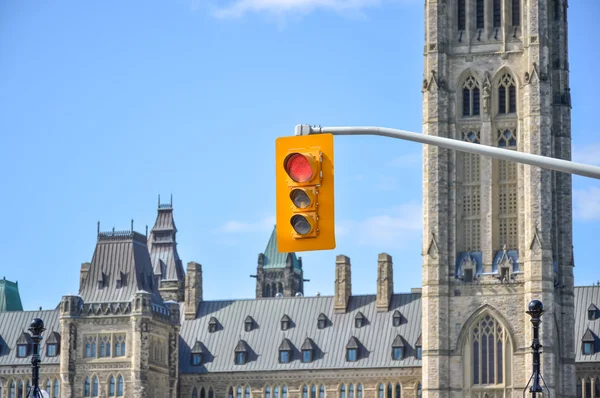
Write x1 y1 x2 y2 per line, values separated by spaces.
275 134 335 252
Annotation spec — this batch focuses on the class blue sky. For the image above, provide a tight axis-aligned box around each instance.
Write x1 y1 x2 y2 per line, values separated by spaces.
0 1 598 311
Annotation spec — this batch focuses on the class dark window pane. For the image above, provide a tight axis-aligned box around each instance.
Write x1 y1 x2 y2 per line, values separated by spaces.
493 0 501 27
476 0 484 29
473 88 480 115
395 384 401 398
497 340 503 383
458 0 466 30
463 88 471 116
473 340 479 384
512 0 520 25
499 87 507 114
488 336 495 383
482 334 488 384
586 379 592 397
509 86 516 113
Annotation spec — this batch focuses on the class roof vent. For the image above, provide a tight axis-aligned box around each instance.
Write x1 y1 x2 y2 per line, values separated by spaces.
275 293 283 298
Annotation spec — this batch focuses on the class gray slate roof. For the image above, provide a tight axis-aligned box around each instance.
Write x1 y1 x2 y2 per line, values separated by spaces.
179 293 422 373
575 286 600 362
79 230 163 305
0 309 60 365
148 204 185 282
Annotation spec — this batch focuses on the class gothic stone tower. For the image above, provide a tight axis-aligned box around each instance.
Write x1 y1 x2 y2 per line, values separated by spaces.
421 0 574 396
254 226 305 298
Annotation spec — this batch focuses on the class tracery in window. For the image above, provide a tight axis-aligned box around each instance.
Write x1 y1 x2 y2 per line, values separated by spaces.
459 130 481 252
496 129 518 250
462 76 480 117
497 74 516 114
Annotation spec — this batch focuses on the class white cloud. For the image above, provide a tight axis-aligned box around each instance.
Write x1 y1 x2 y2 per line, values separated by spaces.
573 144 600 166
337 202 422 247
574 187 600 221
211 0 414 18
218 215 276 233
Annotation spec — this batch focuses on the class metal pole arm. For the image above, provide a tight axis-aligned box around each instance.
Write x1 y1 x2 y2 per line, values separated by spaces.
295 124 600 180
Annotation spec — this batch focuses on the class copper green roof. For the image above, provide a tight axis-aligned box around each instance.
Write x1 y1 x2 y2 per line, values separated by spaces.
0 278 24 312
262 226 300 270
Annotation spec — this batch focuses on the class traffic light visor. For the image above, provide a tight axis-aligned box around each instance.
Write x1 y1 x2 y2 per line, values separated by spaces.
284 153 314 183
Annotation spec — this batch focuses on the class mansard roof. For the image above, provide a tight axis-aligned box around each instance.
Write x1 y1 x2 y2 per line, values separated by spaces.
79 229 163 305
0 309 60 365
0 278 23 312
260 226 301 270
179 293 422 373
574 286 600 362
148 201 185 282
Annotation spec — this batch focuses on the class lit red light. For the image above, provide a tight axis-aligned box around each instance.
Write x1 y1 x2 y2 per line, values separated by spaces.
284 153 313 183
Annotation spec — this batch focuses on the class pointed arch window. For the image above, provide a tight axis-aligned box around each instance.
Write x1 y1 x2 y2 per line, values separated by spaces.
459 130 481 252
395 383 401 398
469 315 509 386
93 376 99 397
229 388 234 398
357 384 362 398
497 73 516 114
209 387 215 398
201 388 207 398
319 385 324 398
54 379 60 398
193 389 198 398
109 376 115 396
339 385 346 398
46 379 52 395
311 385 317 398
265 386 271 398
84 378 91 397
586 378 592 398
378 384 384 398
246 386 251 398
117 375 124 396
302 385 308 398
417 383 422 398
387 383 392 398
462 76 481 117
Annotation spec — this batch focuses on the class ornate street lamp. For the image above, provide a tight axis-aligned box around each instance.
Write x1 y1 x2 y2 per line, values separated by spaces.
523 300 550 397
28 318 46 398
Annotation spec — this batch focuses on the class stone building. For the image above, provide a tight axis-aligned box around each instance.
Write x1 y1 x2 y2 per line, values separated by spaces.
0 0 597 397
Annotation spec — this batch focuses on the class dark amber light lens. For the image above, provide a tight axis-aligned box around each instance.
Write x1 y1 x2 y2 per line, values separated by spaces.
284 153 313 182
291 215 311 235
290 189 311 209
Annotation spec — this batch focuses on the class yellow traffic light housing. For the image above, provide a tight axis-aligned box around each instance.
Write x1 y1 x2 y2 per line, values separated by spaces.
275 134 335 252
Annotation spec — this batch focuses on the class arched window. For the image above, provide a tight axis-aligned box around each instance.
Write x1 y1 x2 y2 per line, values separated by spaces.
357 384 363 398
277 283 283 294
585 378 592 398
93 376 99 397
265 386 271 398
497 73 516 114
229 388 234 398
395 383 401 398
84 378 91 397
576 379 582 398
9 380 15 398
245 386 251 398
387 383 392 398
109 376 115 396
417 383 422 398
302 385 308 398
283 386 288 398
237 387 243 398
200 387 206 398
209 388 215 398
53 379 60 398
340 384 346 398
319 385 325 398
458 130 481 254
117 376 124 396
17 381 23 398
462 76 480 117
476 0 484 29
465 313 512 395
46 379 51 395
311 385 317 398
349 384 354 398
378 384 384 398
193 388 198 398
274 386 280 398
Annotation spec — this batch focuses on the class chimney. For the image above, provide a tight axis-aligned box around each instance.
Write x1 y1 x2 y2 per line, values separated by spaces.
185 262 203 320
334 255 352 313
376 253 394 312
80 262 90 290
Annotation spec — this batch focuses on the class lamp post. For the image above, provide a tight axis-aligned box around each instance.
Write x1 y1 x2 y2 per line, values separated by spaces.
524 300 550 397
28 318 45 398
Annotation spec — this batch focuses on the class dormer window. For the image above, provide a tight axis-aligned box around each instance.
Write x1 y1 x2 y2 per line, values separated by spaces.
191 341 204 366
46 331 60 357
116 271 127 289
354 312 365 328
415 335 422 359
582 328 596 355
244 316 254 332
588 304 598 321
317 313 327 330
97 272 108 289
234 340 249 365
301 337 314 363
392 310 402 327
279 338 292 363
208 317 218 333
583 342 594 355
16 332 32 358
346 337 360 362
281 314 291 331
391 335 405 360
